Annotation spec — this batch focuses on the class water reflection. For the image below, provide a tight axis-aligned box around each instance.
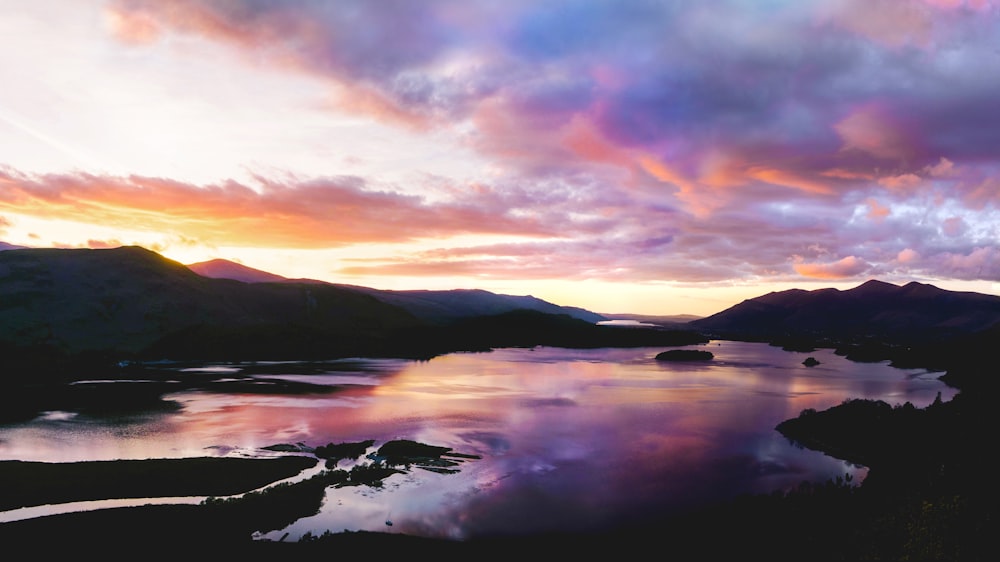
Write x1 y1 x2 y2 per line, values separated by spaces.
0 341 955 541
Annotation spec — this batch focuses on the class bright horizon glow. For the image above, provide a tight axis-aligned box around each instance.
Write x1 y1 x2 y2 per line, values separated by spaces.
1 1 998 317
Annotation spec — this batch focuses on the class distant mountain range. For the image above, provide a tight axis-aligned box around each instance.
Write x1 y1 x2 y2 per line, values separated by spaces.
0 246 702 366
688 279 1000 346
3 244 999 372
188 257 607 325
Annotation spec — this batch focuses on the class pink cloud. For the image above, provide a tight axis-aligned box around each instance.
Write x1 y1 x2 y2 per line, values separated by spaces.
939 246 1000 279
866 198 891 221
820 0 947 49
834 103 921 162
962 177 1000 209
941 216 966 237
897 248 921 263
877 173 922 191
925 157 955 177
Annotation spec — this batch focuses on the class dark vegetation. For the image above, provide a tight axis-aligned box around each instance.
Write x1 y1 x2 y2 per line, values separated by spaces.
314 439 375 466
0 456 317 512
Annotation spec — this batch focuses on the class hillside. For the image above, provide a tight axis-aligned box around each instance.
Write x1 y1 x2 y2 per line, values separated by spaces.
0 246 423 361
688 279 1000 345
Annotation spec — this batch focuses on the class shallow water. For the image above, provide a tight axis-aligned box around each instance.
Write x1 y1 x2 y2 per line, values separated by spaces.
0 341 955 540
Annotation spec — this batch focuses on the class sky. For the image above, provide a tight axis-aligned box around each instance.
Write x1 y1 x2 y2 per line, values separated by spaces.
0 0 998 317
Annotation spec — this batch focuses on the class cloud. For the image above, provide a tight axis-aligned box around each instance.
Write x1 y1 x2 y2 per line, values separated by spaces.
878 174 922 191
86 239 124 249
941 216 966 237
104 1 1000 215
897 248 921 264
834 103 921 162
866 198 891 221
820 0 936 49
2 0 991 295
793 256 870 279
925 157 954 177
0 169 563 248
937 246 1000 279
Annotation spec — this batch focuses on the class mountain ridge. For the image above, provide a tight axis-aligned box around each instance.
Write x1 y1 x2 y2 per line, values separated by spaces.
186 257 607 324
688 279 1000 345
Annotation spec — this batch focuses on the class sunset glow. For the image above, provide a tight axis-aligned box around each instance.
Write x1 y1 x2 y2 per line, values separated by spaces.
1 0 998 316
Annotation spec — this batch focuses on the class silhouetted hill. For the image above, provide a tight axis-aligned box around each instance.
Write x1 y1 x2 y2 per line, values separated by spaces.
188 258 606 324
688 279 1000 346
0 246 422 362
0 247 703 367
346 287 607 325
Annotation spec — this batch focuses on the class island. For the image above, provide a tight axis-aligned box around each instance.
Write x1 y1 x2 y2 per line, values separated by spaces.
654 349 714 361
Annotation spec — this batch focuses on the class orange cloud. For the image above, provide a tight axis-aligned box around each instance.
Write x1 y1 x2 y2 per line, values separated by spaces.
639 156 721 216
820 168 876 181
0 170 556 248
793 256 869 279
746 167 834 195
104 6 162 44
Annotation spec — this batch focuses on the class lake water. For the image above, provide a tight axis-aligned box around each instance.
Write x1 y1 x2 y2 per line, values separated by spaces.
0 341 956 540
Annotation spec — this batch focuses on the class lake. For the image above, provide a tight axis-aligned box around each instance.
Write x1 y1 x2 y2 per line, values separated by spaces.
0 340 956 541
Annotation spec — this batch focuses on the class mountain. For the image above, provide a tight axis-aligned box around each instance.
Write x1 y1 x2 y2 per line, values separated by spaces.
345 287 608 325
0 246 423 361
688 279 1000 346
0 241 28 251
186 258 289 283
188 258 607 324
